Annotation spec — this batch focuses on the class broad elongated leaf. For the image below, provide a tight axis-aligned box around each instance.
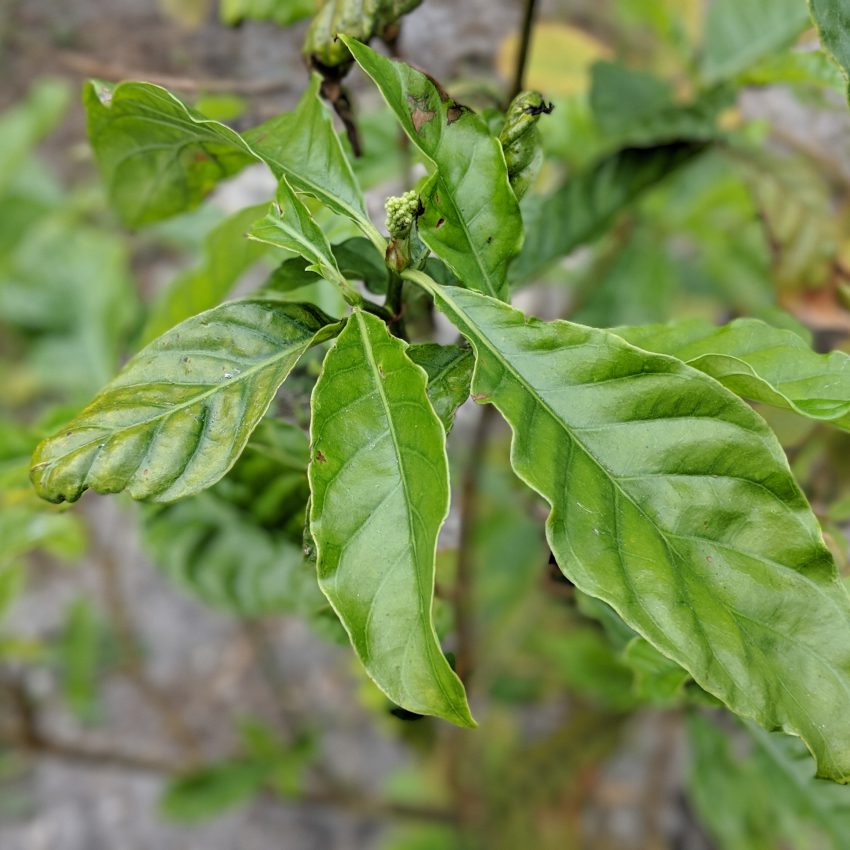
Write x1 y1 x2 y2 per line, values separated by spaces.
249 178 361 304
613 318 850 430
142 204 269 343
810 0 850 101
31 300 338 504
509 142 704 286
244 74 382 249
406 343 473 433
688 713 850 849
84 81 257 226
406 271 850 782
701 0 810 83
309 310 473 725
344 37 522 301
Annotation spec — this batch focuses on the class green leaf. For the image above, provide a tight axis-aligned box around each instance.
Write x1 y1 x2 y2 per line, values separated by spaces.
221 0 314 26
31 300 338 504
243 74 382 250
143 419 325 617
509 142 704 286
249 178 362 305
309 310 473 726
589 62 730 147
688 713 850 850
0 79 69 196
612 317 850 430
161 760 269 821
343 37 522 301
809 0 850 102
701 0 810 83
83 80 257 227
405 343 473 433
406 270 850 782
142 204 269 343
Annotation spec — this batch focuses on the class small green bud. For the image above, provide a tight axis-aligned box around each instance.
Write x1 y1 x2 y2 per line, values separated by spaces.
499 91 553 200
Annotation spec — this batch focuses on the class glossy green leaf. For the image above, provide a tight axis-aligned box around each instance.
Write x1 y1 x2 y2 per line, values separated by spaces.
244 74 382 250
31 300 338 504
343 37 521 301
688 713 850 850
509 142 704 286
810 0 850 101
309 310 473 726
142 204 269 343
406 343 473 433
406 271 850 782
613 317 850 430
84 80 257 227
701 0 810 83
249 178 362 305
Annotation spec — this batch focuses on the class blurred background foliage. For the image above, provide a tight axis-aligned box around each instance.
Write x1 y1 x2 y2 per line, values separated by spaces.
3 0 850 848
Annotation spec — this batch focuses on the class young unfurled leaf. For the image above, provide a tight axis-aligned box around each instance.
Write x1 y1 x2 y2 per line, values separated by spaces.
406 343 473 433
809 0 850 102
613 318 850 430
31 300 339 504
509 142 704 286
406 270 850 782
344 37 522 301
83 81 257 227
244 74 382 249
249 178 363 305
309 310 474 726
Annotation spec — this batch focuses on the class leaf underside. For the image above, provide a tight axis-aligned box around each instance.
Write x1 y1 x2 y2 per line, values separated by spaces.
309 310 473 726
31 300 337 504
413 275 850 782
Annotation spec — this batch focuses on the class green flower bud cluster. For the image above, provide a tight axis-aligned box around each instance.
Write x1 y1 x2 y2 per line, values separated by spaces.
499 91 553 200
384 189 420 239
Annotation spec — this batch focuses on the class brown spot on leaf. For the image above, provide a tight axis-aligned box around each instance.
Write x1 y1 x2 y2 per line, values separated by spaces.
472 393 491 402
446 102 468 124
406 94 436 133
435 218 445 229
315 450 327 463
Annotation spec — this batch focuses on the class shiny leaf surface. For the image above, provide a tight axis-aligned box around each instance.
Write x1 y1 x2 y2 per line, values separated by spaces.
407 271 850 782
309 310 473 725
344 37 521 301
244 74 382 249
614 318 850 429
83 80 256 226
31 300 338 504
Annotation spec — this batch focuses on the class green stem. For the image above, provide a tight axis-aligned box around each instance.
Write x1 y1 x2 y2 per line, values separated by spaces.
385 270 408 338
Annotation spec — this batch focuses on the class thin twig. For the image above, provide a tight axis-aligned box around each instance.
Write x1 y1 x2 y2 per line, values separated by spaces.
59 50 295 95
509 0 539 102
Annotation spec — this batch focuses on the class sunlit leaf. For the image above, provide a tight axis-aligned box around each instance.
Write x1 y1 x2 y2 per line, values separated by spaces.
84 80 257 226
31 300 339 504
613 317 850 430
407 270 850 782
309 310 474 725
